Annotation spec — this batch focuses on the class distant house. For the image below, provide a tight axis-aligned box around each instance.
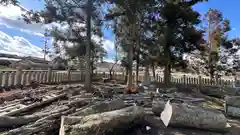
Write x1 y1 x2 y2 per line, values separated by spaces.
11 57 50 70
50 56 68 70
96 61 124 72
0 57 21 67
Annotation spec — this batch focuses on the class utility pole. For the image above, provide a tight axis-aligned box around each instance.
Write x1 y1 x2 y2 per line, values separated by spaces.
42 32 48 61
43 38 48 60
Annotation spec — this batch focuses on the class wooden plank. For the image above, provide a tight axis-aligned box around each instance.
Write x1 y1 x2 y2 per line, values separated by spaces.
3 93 66 116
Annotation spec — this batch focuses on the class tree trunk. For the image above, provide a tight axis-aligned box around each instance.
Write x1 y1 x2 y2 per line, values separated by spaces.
127 44 133 88
164 59 171 86
151 62 156 80
78 57 84 80
163 35 171 87
125 67 128 84
136 52 139 86
127 15 137 88
153 100 229 133
163 26 172 87
142 66 151 86
109 62 117 80
135 25 140 86
91 60 94 76
60 106 145 135
109 69 113 80
84 0 93 92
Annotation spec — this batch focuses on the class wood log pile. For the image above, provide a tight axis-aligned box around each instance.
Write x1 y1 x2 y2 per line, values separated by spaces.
0 82 239 135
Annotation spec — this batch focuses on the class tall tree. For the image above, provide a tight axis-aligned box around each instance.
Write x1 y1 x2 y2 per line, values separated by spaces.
105 0 154 88
202 9 231 79
41 0 104 92
143 0 206 86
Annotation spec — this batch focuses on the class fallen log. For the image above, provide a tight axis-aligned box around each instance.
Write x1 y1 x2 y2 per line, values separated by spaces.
71 99 125 116
0 105 69 128
156 100 229 133
4 108 75 135
143 115 224 135
67 98 93 108
225 96 240 108
225 96 240 118
152 99 169 116
200 86 226 98
60 106 145 135
0 116 39 128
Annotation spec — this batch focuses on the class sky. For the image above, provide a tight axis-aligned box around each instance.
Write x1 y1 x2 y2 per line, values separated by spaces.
0 0 239 62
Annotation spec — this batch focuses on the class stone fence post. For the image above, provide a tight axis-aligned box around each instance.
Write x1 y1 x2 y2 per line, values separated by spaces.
47 68 52 84
67 68 71 82
15 67 22 87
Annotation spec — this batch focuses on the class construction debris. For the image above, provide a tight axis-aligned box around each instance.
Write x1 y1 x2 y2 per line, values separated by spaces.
0 82 240 135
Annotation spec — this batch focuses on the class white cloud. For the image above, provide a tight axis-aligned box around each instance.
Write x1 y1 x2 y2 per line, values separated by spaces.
0 31 44 58
0 4 115 59
0 4 44 37
91 35 114 53
102 40 114 52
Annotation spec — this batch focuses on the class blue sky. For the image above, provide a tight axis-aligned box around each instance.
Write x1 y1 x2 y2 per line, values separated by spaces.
0 0 239 61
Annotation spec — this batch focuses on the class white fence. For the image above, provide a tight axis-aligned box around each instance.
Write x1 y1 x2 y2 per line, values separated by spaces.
0 69 237 90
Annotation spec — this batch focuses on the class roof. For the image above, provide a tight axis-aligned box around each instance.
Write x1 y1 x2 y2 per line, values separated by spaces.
96 62 124 72
0 57 21 61
13 59 51 68
24 56 49 64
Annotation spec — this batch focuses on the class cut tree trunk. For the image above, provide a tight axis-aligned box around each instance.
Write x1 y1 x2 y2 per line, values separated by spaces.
151 62 156 80
143 115 224 135
225 96 240 118
60 106 145 135
4 108 75 135
71 99 126 116
155 100 229 133
200 86 226 98
152 99 168 116
0 105 69 128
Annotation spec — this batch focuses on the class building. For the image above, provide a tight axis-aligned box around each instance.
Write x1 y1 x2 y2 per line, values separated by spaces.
11 57 50 70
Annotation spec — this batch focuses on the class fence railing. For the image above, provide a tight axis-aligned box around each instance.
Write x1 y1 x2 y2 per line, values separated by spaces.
99 72 237 87
0 69 237 90
0 68 85 89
